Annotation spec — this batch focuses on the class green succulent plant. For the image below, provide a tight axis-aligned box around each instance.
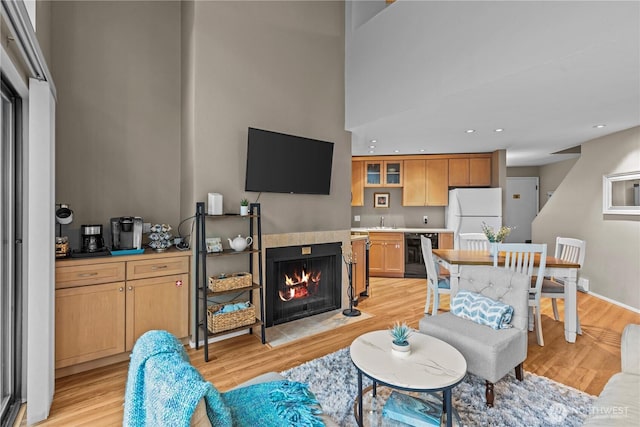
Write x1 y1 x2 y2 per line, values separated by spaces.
240 198 249 206
389 321 412 346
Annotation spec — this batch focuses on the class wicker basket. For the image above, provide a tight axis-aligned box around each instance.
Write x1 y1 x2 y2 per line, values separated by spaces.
207 301 255 333
208 272 253 292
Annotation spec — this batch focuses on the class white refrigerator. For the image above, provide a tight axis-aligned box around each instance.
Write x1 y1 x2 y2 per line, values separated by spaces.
445 188 503 249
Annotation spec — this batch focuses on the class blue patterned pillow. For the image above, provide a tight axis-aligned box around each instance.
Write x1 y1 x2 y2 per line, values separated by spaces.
450 290 514 330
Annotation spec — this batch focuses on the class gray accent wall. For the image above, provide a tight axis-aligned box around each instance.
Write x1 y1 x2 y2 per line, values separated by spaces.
52 1 349 247
533 126 640 310
181 1 350 235
51 1 182 246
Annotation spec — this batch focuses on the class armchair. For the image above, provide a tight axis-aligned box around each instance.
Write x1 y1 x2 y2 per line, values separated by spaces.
419 265 529 407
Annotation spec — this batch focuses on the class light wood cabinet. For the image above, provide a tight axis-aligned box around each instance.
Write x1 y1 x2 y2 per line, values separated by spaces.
55 250 190 372
365 160 403 187
437 232 454 275
402 159 426 205
438 232 454 249
368 232 404 278
351 160 364 206
55 281 126 368
402 159 449 206
351 238 367 298
449 157 492 187
125 273 189 351
426 159 449 205
469 158 492 186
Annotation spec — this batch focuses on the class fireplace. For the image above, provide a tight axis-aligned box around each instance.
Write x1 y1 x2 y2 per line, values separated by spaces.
265 242 342 327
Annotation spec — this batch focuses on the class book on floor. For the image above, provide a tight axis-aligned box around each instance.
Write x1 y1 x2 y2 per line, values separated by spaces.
382 391 443 427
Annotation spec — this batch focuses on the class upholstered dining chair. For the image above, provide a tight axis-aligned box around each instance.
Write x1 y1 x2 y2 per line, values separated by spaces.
494 243 547 346
421 235 450 316
540 237 586 334
459 233 490 251
419 266 529 407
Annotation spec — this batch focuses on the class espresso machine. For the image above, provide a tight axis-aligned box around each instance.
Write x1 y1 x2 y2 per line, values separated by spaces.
110 216 143 250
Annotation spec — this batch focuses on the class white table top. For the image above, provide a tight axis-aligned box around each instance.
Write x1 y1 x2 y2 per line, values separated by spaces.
350 330 467 390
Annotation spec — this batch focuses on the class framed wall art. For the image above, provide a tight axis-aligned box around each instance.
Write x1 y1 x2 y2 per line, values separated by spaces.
374 192 390 208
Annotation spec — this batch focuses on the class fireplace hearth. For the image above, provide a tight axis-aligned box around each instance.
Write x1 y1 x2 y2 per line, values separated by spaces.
265 242 342 327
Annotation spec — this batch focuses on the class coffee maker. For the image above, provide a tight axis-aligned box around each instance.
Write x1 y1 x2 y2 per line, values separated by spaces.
80 224 106 253
110 216 143 250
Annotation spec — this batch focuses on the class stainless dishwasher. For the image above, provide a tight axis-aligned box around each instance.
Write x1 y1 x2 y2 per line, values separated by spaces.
404 232 438 278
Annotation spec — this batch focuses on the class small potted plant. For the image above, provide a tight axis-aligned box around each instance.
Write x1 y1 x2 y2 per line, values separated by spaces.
240 198 249 216
389 321 413 357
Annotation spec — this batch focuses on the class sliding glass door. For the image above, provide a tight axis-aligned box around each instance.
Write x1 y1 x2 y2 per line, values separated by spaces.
1 78 23 426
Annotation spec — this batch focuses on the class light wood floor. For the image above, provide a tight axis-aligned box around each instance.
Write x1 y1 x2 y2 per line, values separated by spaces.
37 277 640 426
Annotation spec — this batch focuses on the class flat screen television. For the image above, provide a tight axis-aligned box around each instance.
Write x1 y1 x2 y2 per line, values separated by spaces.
245 127 334 195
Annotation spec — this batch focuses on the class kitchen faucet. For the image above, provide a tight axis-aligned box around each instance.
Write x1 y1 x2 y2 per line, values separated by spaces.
380 216 385 227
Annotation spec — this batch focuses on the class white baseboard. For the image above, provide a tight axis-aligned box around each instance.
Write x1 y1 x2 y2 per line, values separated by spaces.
188 329 250 348
587 291 640 314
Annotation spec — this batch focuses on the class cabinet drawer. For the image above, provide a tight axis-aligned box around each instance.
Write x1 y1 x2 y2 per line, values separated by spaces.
56 262 126 289
126 256 189 280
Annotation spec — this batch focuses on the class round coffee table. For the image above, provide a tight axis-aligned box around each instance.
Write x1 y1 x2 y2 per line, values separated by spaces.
350 330 467 427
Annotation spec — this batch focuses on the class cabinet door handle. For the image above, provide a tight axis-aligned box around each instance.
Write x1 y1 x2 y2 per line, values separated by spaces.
128 286 133 291
151 265 168 270
119 287 124 292
79 272 99 277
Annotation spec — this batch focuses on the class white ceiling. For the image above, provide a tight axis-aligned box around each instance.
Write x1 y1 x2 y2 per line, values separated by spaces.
346 1 640 167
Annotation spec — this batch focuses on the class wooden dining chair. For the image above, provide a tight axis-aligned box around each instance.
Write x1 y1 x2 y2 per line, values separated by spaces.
459 233 490 251
421 235 451 316
540 237 586 334
494 242 547 346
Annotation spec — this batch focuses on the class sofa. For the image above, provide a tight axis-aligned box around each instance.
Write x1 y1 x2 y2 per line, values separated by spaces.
583 323 640 426
123 330 337 427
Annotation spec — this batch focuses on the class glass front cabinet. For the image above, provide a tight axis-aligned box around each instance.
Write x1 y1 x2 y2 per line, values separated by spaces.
365 160 402 187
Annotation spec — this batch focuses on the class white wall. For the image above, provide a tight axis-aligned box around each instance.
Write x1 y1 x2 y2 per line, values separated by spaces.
532 127 640 310
25 79 56 425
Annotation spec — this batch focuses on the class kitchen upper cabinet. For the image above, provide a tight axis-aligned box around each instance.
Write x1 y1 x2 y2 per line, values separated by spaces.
351 160 364 206
365 160 403 187
449 157 492 187
368 232 404 278
402 159 448 206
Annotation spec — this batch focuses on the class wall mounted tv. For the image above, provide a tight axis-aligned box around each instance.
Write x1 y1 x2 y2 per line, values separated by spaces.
245 127 334 195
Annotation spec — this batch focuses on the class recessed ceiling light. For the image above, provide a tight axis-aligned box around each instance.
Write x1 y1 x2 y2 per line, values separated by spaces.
393 150 400 153
465 129 475 133
593 124 606 129
369 145 376 149
370 139 377 143
368 150 375 154
419 149 425 152
494 128 504 132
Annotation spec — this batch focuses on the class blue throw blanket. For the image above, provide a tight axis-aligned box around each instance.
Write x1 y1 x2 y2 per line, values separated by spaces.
450 290 514 330
123 330 324 427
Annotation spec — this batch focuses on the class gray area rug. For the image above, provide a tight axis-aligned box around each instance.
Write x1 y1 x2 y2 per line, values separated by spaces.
281 347 595 426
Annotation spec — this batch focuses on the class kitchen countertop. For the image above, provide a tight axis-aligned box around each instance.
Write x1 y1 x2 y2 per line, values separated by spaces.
350 234 369 242
351 227 452 234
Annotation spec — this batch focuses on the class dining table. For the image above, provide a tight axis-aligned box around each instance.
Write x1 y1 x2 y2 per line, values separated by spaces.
432 248 581 343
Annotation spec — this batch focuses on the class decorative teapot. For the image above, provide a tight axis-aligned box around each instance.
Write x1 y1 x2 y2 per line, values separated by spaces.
228 234 253 252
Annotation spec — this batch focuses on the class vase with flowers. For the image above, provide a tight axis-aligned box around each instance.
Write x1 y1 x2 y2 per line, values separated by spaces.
481 222 514 257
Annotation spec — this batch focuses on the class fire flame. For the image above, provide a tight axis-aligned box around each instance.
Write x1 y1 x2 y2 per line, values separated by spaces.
278 268 321 302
